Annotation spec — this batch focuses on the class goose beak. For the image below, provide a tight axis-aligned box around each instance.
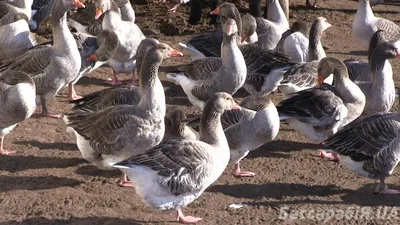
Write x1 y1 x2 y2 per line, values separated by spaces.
232 104 241 111
169 49 183 57
87 53 98 62
72 0 85 8
317 74 324 87
95 8 104 20
241 34 247 43
234 99 241 104
210 7 220 15
226 24 234 36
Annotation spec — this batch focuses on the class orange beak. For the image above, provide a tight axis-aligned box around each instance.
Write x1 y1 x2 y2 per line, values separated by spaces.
226 24 234 36
317 74 324 86
72 0 85 8
87 53 98 62
95 8 104 20
241 34 247 43
210 7 220 15
169 48 183 57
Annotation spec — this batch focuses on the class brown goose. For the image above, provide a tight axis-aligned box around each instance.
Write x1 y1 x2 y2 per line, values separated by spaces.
64 43 182 187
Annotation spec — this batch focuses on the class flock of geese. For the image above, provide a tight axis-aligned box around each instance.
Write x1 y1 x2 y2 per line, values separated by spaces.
1 0 400 223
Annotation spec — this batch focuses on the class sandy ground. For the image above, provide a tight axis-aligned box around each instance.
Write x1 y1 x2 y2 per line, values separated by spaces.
1 0 400 224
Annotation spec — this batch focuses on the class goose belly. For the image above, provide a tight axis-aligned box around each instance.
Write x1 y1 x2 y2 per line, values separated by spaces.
121 166 204 211
339 155 370 178
287 119 331 143
107 58 136 74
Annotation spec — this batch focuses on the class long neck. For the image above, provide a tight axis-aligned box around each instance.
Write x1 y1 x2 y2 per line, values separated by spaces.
333 69 364 105
120 1 135 22
103 2 122 29
199 103 226 147
222 10 242 35
51 5 75 51
308 24 325 61
267 0 288 26
358 0 375 20
221 35 240 66
370 56 394 92
138 55 166 112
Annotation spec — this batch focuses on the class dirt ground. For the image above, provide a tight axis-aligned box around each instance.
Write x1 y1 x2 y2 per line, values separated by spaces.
1 0 400 224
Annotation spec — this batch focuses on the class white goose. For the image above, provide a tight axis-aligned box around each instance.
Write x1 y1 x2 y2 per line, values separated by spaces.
65 43 182 187
0 70 36 155
113 92 239 224
278 57 366 143
222 94 279 177
352 0 400 49
284 17 331 63
167 19 246 110
321 113 400 195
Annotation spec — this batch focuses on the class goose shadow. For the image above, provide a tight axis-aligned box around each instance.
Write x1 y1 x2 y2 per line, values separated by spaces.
75 165 121 178
208 182 351 199
0 217 143 225
246 140 321 159
341 183 400 207
0 175 82 192
14 140 77 151
329 50 367 56
0 155 86 172
76 75 111 87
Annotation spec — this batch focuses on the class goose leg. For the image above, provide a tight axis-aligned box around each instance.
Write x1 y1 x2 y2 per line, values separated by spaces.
105 69 123 86
319 150 339 161
233 161 256 177
306 0 318 8
118 173 134 188
123 72 139 86
0 137 16 155
176 208 202 224
67 83 82 101
374 177 400 195
40 95 62 119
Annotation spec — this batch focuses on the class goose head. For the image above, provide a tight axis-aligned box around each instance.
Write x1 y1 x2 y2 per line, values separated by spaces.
290 21 308 36
313 17 332 33
223 19 238 37
209 92 241 114
87 30 120 62
372 41 400 60
241 14 257 43
136 38 160 57
238 94 274 111
0 71 34 86
317 57 349 86
145 43 183 62
210 2 236 17
95 0 116 19
55 0 85 11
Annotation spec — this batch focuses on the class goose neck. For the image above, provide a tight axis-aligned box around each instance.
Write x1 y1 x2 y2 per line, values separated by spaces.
51 7 74 50
199 104 227 148
120 2 135 22
103 3 122 29
357 0 374 20
307 24 325 61
267 0 288 26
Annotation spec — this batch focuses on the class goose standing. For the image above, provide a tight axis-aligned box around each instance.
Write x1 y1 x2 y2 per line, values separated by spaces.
113 92 239 224
167 19 246 110
321 113 400 194
222 94 279 177
284 17 331 63
352 0 400 49
0 0 84 117
278 57 366 142
65 43 182 187
0 70 36 155
94 0 144 85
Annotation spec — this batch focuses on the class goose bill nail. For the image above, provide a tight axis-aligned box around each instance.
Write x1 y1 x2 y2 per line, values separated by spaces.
95 8 103 20
210 7 220 15
170 49 183 57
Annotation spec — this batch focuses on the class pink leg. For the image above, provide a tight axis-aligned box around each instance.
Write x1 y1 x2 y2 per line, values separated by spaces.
105 70 123 86
233 162 256 177
67 83 83 101
118 173 134 188
40 96 62 119
319 150 340 161
122 73 139 86
0 137 16 155
176 209 202 224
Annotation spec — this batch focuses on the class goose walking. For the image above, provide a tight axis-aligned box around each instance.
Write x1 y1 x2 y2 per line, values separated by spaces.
113 92 239 224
